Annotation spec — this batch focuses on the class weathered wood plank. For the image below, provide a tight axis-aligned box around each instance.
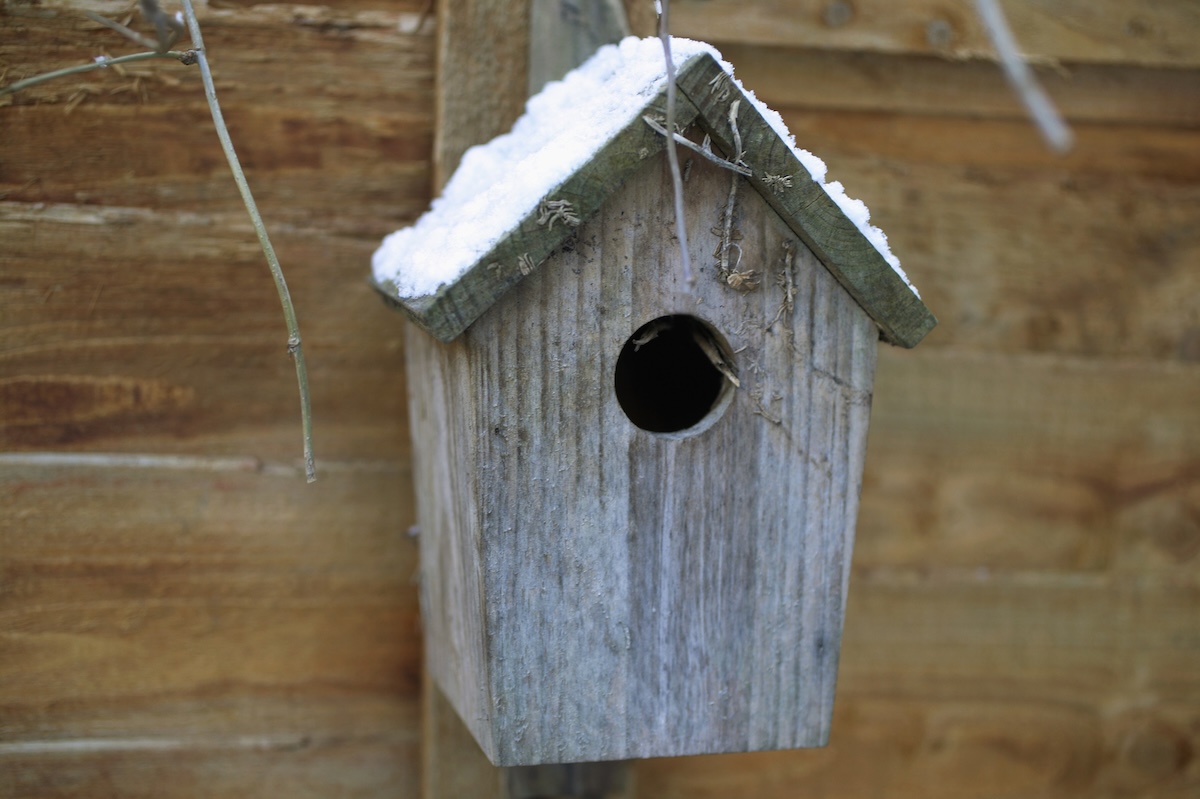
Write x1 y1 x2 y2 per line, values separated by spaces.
0 4 435 214
0 732 419 799
635 696 1200 799
860 351 1200 578
867 350 1200 489
529 0 628 93
719 43 1200 128
781 107 1200 183
0 203 415 460
0 461 421 792
0 462 420 720
672 0 1200 68
839 574 1200 706
423 676 503 799
773 112 1200 362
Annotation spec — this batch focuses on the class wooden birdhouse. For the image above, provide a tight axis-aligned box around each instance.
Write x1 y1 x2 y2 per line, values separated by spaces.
372 38 935 767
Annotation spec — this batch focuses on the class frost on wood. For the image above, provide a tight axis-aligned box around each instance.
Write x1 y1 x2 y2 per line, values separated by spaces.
371 36 918 300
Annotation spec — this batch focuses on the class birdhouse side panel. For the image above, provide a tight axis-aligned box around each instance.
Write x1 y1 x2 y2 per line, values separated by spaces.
406 326 497 761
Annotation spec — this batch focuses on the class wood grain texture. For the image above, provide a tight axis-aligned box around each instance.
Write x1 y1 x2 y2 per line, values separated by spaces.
0 736 419 799
0 202 417 461
0 0 435 461
715 43 1200 128
773 113 1200 363
411 146 878 765
423 674 504 799
1 1 431 795
0 461 422 796
672 0 1200 68
635 696 1200 799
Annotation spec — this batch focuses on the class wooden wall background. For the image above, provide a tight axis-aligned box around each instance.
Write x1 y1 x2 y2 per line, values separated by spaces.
2 0 1197 796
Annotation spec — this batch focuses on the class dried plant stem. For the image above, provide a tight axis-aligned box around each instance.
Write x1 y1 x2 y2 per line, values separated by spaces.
0 50 188 96
717 100 743 281
640 116 751 176
974 0 1073 153
657 1 692 284
179 0 316 482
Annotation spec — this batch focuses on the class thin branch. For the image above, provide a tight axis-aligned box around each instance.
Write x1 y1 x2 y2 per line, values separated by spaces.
0 50 189 96
83 10 160 51
656 1 692 285
641 116 752 176
974 0 1073 153
178 0 317 482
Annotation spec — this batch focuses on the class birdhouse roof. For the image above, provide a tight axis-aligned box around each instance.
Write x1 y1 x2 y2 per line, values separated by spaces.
372 37 935 347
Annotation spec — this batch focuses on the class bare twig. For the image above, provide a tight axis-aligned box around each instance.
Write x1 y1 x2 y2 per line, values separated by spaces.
179 0 317 482
974 0 1073 153
640 116 751 176
2 2 317 482
0 50 188 96
656 1 692 284
83 10 161 51
716 99 745 283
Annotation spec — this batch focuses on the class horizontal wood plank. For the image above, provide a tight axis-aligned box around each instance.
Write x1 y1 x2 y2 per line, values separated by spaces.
770 112 1200 363
636 695 1200 799
859 349 1200 577
0 462 420 734
0 460 421 793
0 731 419 799
672 0 1200 68
718 43 1200 128
839 572 1200 706
1 0 434 463
0 202 416 460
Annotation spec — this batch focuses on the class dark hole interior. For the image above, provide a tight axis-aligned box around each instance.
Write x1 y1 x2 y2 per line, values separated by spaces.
614 315 729 434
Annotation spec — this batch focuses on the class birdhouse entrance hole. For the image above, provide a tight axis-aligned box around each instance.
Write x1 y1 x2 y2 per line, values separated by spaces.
614 315 736 437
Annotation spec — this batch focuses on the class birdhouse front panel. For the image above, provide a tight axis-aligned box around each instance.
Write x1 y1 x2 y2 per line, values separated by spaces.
407 145 879 766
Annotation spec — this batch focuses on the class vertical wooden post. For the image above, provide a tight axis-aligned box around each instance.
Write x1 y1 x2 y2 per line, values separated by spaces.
432 0 532 189
528 0 630 95
423 1 631 796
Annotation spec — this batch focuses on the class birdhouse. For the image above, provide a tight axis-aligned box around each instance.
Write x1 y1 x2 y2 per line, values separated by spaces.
372 38 935 767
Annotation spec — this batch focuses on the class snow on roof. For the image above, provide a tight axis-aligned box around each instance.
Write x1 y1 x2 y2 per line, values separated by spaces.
372 36 918 300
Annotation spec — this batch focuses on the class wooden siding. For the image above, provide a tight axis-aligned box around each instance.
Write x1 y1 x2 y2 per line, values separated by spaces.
2 0 1198 796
